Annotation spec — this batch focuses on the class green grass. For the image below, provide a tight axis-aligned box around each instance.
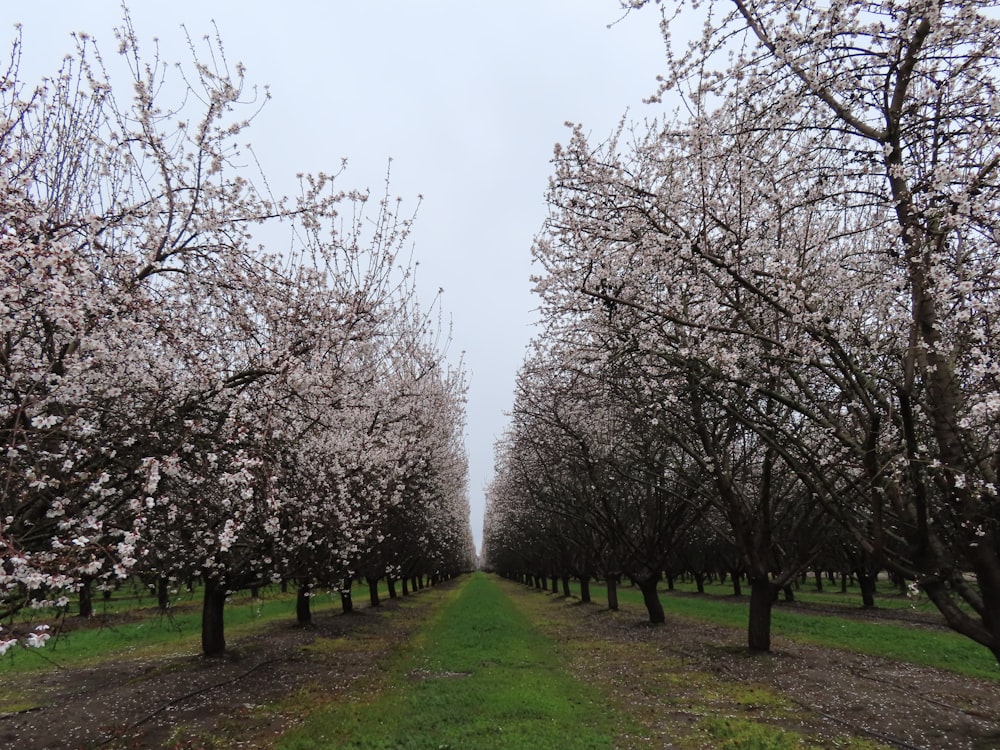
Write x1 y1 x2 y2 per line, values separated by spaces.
667 577 937 613
698 717 803 749
581 581 1000 680
0 586 306 673
279 572 630 750
0 577 418 675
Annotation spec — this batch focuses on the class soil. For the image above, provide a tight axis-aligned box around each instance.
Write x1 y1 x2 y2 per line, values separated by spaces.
1 580 999 750
0 596 416 750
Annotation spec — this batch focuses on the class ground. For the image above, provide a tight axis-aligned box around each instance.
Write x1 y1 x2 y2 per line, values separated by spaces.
1 579 999 749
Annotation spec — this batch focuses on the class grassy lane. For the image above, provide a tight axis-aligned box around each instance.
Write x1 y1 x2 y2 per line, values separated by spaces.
278 572 631 750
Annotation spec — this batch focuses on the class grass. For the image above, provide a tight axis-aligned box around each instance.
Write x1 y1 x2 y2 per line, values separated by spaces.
0 577 394 675
666 577 939 613
699 717 803 749
580 581 1000 680
0 586 310 674
278 572 630 750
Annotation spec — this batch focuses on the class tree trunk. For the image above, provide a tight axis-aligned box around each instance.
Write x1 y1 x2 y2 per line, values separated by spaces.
579 576 591 603
814 568 824 592
694 571 706 594
782 584 795 602
605 574 619 611
366 576 380 607
387 576 398 599
79 578 93 618
157 577 170 611
340 576 354 613
561 575 571 597
201 579 227 657
858 572 877 608
401 576 410 596
731 571 742 597
296 579 312 626
637 575 665 624
551 576 559 594
748 576 776 653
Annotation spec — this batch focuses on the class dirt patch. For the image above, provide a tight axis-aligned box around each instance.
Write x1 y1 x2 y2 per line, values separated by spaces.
506 583 1000 750
0 587 451 750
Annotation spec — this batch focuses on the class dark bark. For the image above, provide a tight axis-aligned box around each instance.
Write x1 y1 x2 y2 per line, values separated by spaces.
79 579 93 618
387 577 398 599
401 577 410 596
858 572 877 608
561 575 571 598
731 571 742 597
694 571 706 594
366 576 380 607
201 579 227 657
296 579 312 626
637 575 665 624
157 578 169 611
748 576 776 652
814 568 824 592
579 576 591 603
605 574 619 611
550 576 559 594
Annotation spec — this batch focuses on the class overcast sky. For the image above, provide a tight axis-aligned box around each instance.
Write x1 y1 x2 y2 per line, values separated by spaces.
8 2 678 551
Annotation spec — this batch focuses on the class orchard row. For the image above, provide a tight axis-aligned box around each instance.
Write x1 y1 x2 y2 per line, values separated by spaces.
0 19 474 657
484 0 1000 663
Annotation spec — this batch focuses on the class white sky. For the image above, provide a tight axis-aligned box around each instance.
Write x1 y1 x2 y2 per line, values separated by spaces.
7 1 677 552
